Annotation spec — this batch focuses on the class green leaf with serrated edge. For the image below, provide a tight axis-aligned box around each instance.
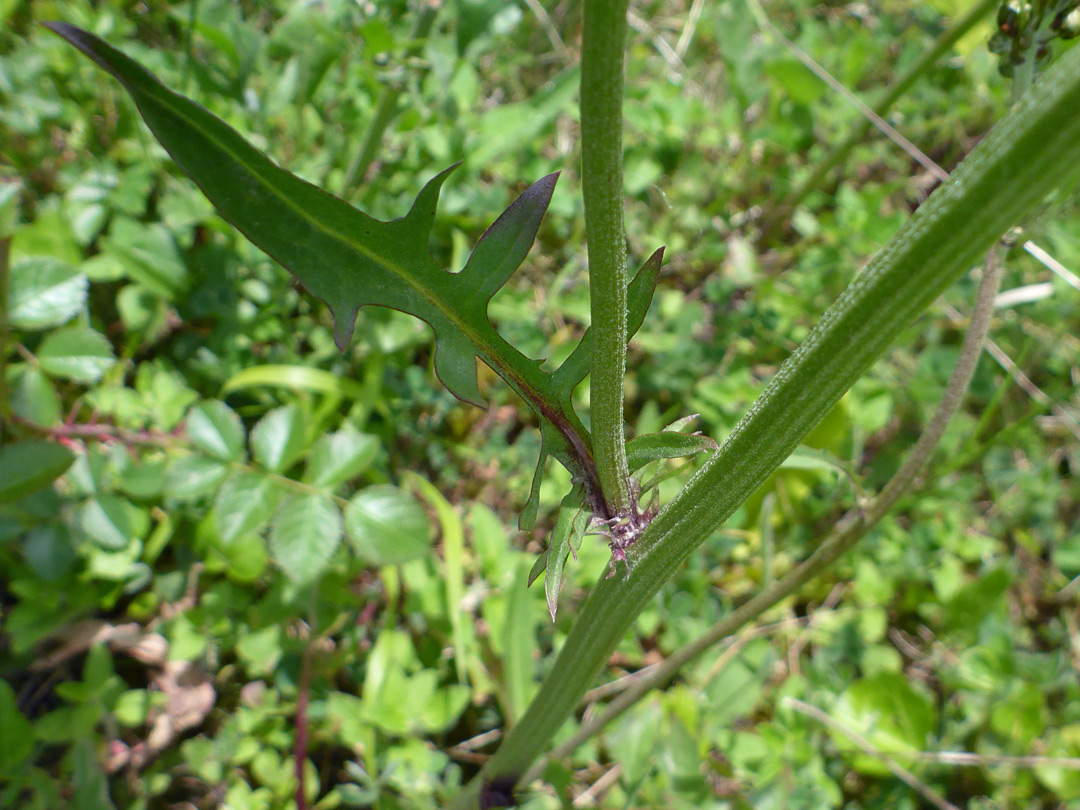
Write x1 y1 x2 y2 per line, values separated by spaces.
7 256 88 330
163 455 229 500
0 440 74 502
36 326 115 384
303 428 379 488
46 23 664 527
185 400 245 462
625 432 718 474
519 248 663 531
250 404 307 473
214 472 277 543
545 486 588 621
79 494 140 550
269 493 343 585
345 485 431 566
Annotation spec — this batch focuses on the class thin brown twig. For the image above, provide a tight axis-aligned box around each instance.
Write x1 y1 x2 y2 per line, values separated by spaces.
522 0 572 63
675 0 707 58
572 763 621 808
903 751 1080 770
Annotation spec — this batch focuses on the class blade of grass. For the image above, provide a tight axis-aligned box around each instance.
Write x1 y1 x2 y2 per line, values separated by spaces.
222 364 372 401
407 473 469 686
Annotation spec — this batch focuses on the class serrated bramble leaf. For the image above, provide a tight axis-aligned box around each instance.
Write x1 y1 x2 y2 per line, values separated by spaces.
163 455 229 500
303 428 379 488
250 404 307 473
215 472 278 544
7 256 88 330
36 326 115 384
79 494 144 550
186 400 245 462
269 493 343 585
345 485 431 566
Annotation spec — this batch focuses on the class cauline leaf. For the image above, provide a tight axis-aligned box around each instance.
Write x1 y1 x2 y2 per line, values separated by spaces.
46 22 662 525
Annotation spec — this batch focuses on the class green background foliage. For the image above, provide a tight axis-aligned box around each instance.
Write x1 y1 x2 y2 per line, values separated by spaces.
2 1 1080 808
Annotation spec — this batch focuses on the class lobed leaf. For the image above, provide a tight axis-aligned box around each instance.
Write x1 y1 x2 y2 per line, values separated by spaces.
46 22 664 524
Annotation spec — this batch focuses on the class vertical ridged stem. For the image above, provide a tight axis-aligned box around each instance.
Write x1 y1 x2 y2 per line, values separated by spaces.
581 0 632 516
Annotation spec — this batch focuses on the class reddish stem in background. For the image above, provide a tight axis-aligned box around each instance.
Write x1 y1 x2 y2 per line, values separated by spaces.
295 635 313 810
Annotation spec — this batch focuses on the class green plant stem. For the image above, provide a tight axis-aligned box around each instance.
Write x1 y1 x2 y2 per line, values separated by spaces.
581 0 632 517
522 246 1004 782
763 0 997 239
448 44 1080 809
339 1 440 198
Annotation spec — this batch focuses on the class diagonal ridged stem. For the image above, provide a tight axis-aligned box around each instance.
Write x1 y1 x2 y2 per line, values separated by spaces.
448 43 1080 809
524 245 1005 782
